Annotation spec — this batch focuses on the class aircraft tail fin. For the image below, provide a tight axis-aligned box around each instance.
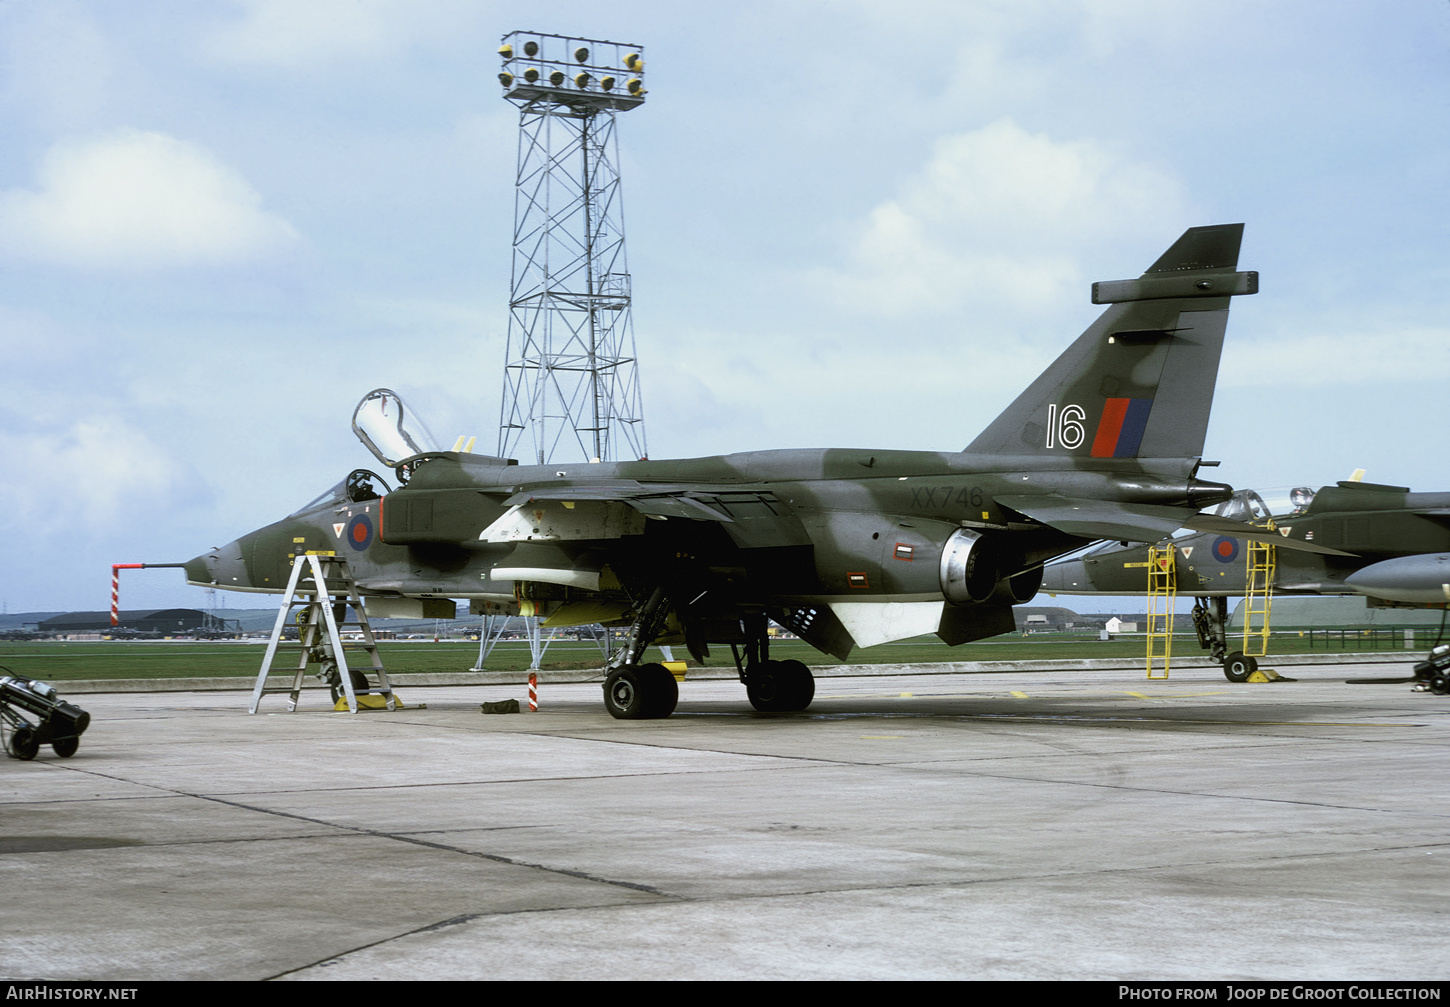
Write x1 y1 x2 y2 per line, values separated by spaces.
965 223 1255 461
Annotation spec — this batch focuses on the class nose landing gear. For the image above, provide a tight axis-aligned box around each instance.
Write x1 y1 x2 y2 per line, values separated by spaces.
1192 596 1261 683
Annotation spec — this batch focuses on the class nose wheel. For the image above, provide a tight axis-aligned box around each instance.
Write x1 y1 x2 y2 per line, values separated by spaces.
1222 651 1258 683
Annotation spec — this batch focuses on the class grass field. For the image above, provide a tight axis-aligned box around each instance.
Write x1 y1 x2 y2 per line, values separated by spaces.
0 629 1421 681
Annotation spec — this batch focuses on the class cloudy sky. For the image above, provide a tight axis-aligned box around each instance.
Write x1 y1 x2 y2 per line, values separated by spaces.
2 0 1447 615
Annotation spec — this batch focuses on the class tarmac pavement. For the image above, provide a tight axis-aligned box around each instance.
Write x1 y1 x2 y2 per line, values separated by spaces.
1 660 1445 981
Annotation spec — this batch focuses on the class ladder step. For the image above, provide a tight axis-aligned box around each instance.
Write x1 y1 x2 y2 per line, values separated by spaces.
250 553 396 714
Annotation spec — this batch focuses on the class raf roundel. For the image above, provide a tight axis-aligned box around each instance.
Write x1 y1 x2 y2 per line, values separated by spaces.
345 513 374 552
1211 535 1240 564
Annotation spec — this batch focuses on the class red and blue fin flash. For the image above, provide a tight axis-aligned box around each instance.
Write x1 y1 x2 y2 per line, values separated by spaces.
1091 398 1153 458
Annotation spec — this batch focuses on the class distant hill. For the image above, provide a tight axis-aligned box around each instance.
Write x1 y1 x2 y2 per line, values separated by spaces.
0 613 65 631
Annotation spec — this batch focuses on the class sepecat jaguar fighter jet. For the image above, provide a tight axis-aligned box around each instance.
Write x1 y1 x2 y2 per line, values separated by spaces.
184 223 1296 719
1042 478 1450 679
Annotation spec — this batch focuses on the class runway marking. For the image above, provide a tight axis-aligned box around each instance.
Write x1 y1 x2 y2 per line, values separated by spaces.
1124 691 1227 699
1011 691 1028 698
899 692 913 698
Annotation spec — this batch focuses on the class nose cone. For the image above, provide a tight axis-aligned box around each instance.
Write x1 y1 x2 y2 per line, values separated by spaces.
1041 558 1091 594
183 554 213 585
185 538 251 590
1345 554 1450 605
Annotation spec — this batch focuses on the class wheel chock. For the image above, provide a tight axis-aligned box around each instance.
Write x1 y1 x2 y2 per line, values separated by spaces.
663 660 688 682
333 693 405 711
1245 668 1293 683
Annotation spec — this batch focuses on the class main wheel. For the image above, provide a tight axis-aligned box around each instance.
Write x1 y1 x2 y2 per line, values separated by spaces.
1223 651 1257 683
775 659 815 711
603 664 678 720
637 663 679 718
604 668 647 718
51 736 79 758
1430 674 1450 696
747 660 815 712
7 725 39 761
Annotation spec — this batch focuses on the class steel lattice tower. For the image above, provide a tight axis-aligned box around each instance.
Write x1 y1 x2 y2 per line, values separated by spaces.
496 31 648 465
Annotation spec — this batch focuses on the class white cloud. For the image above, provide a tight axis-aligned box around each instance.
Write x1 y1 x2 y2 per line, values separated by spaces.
810 118 1189 318
0 416 207 537
0 129 300 270
205 0 478 67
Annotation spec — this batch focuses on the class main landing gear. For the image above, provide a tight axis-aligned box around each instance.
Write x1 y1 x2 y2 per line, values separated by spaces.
600 594 816 719
603 663 680 718
744 658 815 713
732 613 815 714
1191 596 1257 683
602 586 679 720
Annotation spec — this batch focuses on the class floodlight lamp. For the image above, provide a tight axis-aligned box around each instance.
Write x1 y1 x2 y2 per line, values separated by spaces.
499 71 514 87
548 69 566 86
523 40 539 56
498 44 513 59
626 78 645 96
624 53 643 71
574 72 591 88
574 46 589 63
523 67 540 83
600 75 616 91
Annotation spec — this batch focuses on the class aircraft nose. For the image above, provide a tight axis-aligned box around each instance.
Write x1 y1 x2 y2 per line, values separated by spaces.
185 539 251 589
183 553 213 585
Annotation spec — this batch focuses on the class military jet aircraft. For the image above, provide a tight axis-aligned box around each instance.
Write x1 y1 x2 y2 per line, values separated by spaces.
186 223 1293 718
1042 479 1450 680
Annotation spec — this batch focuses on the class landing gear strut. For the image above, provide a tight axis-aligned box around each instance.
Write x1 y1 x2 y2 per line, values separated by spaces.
1192 596 1257 683
599 595 818 719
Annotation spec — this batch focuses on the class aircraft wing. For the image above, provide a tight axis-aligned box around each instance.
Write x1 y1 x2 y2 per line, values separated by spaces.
1179 513 1354 555
488 485 812 549
996 494 1202 542
998 494 1353 555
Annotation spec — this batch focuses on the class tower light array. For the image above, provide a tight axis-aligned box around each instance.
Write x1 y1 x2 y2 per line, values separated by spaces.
495 30 649 466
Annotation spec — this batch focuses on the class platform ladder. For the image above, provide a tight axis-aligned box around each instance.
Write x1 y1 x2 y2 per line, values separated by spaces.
1145 544 1177 679
249 552 395 714
1242 535 1277 663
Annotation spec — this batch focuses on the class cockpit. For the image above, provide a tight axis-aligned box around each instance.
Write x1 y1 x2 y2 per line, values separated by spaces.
288 469 393 516
1078 484 1317 559
289 388 449 515
1211 486 1316 523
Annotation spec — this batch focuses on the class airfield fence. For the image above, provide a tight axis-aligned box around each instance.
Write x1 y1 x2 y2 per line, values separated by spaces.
1304 627 1419 651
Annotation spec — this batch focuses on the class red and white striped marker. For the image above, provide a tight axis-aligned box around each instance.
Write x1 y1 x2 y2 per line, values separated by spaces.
110 564 144 626
528 672 538 712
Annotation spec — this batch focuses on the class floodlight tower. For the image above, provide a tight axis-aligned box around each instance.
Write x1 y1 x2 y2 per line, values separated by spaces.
496 31 649 465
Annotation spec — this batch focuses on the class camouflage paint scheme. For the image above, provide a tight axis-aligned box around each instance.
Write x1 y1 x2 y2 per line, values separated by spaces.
184 224 1270 716
1043 481 1450 604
